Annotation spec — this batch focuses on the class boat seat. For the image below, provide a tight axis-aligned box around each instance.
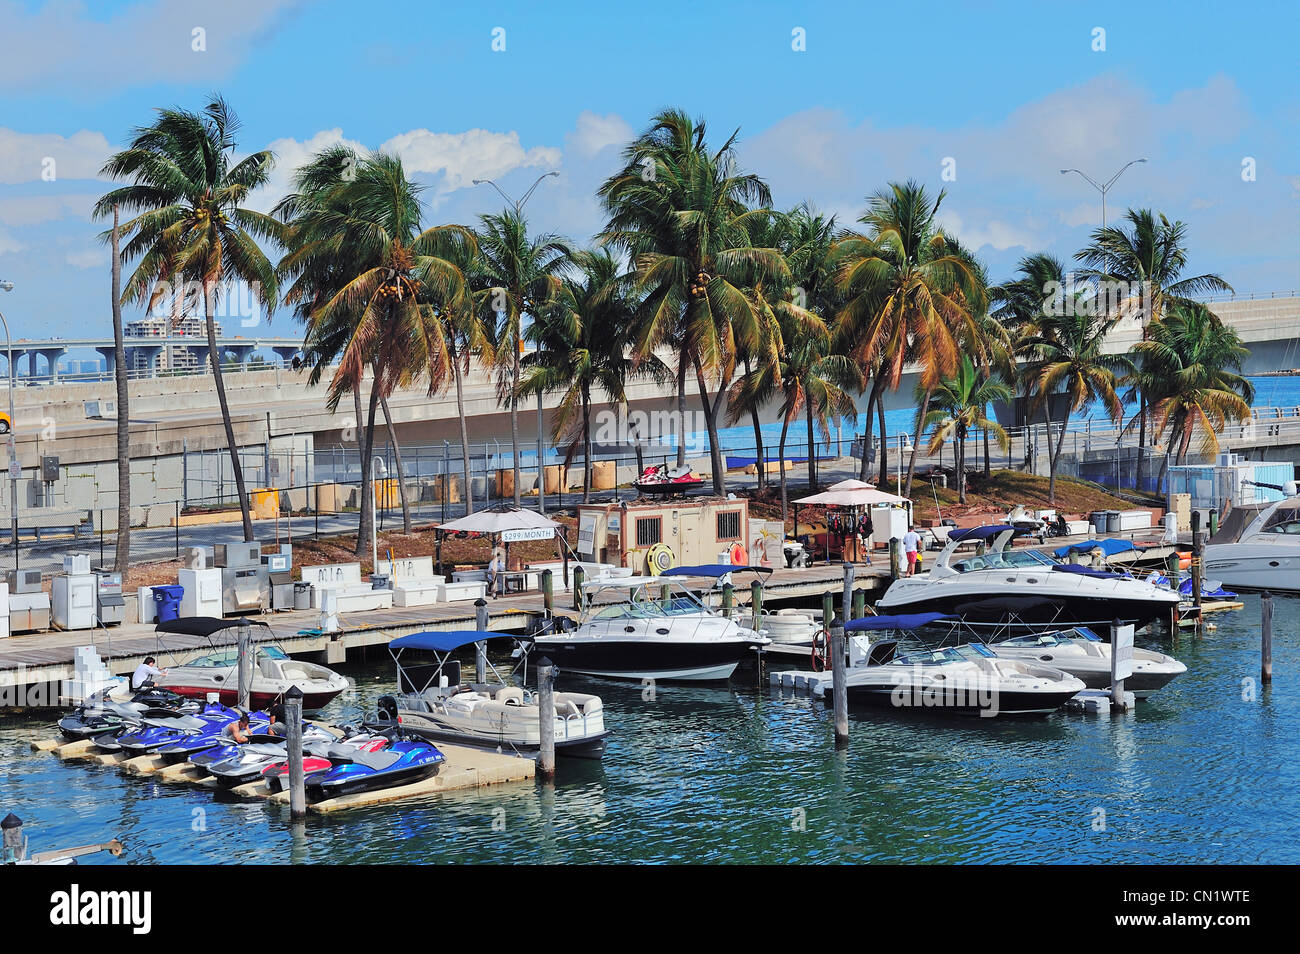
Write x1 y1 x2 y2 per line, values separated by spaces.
281 664 311 681
496 687 526 705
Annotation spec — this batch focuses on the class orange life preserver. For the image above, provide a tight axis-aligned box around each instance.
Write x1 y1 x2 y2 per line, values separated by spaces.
729 542 748 566
1177 551 1191 571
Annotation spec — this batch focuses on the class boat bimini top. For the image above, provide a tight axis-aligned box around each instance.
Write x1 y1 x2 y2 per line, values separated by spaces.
660 564 774 581
388 630 528 694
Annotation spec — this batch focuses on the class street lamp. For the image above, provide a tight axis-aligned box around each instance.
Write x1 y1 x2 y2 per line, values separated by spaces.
1059 158 1148 236
472 172 559 515
371 456 386 577
0 280 16 569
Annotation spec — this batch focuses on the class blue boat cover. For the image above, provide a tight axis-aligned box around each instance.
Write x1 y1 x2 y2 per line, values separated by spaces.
1051 563 1125 580
845 612 955 631
661 564 773 578
389 630 503 653
948 524 1015 543
1052 538 1138 558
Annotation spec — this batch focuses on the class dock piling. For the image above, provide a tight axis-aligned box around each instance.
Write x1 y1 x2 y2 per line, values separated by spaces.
572 566 585 612
841 562 854 623
474 598 488 682
721 582 733 618
284 685 306 818
750 579 763 633
821 592 834 635
889 537 901 580
1262 590 1273 686
830 615 848 747
236 619 252 710
852 589 865 621
541 569 554 618
537 656 556 783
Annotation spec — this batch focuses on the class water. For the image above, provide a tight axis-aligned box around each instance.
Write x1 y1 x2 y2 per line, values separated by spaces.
2 593 1297 864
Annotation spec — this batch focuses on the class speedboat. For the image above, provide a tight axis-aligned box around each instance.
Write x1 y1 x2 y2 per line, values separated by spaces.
659 564 820 645
151 617 350 710
1203 495 1300 593
832 629 1086 717
877 525 1181 630
529 576 770 681
304 737 445 799
374 631 610 759
980 627 1186 698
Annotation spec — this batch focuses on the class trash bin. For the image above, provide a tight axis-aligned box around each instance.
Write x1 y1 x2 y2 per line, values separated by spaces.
1106 510 1122 533
1089 511 1107 534
371 574 391 590
293 581 312 611
151 584 184 623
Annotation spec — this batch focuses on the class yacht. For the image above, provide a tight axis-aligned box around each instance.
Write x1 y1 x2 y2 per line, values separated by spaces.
529 576 770 681
374 631 610 759
660 564 819 645
831 629 1085 717
1203 495 1300 593
876 525 1181 630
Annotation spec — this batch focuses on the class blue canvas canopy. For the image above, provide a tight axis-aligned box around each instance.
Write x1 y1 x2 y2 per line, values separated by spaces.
389 630 505 653
948 524 1015 543
1052 538 1138 559
661 564 773 579
844 612 955 632
1051 563 1125 580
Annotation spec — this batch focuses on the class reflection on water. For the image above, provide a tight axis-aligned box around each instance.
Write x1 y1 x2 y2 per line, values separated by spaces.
1 593 1297 864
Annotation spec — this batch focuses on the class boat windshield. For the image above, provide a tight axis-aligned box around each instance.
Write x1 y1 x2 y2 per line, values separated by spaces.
996 632 1074 648
951 549 1055 573
589 586 707 620
1260 505 1300 535
184 646 288 668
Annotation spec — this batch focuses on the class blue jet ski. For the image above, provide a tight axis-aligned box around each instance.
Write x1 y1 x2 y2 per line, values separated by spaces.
304 737 444 799
95 703 258 755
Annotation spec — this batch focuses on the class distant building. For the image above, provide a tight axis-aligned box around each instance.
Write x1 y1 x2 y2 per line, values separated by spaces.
124 316 221 373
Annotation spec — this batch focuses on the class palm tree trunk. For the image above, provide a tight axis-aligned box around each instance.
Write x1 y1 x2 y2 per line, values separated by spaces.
111 206 131 573
904 389 930 499
353 382 380 560
204 282 254 541
511 329 521 508
877 381 888 487
582 386 593 505
1135 397 1148 492
983 427 991 478
675 350 688 468
379 394 411 534
1049 408 1072 505
451 350 474 515
860 372 884 482
743 357 764 490
692 357 727 495
957 432 966 504
779 414 792 528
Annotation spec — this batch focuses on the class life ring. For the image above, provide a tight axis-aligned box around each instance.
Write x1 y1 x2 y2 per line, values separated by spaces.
810 629 830 672
1177 551 1191 571
647 543 677 575
729 542 748 566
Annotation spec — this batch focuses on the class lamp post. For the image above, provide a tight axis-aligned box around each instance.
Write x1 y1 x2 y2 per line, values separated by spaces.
0 280 17 570
371 456 386 576
472 172 559 514
1059 158 1148 257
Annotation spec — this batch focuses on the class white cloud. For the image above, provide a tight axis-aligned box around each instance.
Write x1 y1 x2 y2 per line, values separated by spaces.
0 128 112 184
251 128 369 213
569 112 633 158
0 0 303 94
65 247 107 269
381 128 562 194
0 229 22 255
0 192 98 225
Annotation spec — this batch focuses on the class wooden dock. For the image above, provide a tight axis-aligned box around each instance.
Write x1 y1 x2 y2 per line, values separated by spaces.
0 562 884 702
32 735 534 813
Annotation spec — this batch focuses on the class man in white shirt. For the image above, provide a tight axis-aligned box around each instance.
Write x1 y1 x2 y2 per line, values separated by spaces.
131 656 166 691
902 527 921 576
486 549 504 599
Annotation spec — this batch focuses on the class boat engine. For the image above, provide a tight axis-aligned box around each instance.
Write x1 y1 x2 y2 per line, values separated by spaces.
376 695 399 723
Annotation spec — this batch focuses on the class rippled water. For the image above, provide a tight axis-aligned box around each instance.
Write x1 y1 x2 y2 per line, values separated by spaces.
2 593 1296 864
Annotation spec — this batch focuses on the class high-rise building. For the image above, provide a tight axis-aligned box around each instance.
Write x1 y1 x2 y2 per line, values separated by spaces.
123 316 222 373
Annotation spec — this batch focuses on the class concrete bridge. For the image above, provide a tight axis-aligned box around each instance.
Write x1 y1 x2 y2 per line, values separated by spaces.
0 334 303 382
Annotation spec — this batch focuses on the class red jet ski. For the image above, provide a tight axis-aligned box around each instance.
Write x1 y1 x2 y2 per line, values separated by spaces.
635 464 704 496
260 731 390 791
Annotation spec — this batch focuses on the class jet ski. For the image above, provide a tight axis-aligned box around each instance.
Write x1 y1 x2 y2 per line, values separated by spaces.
634 464 704 496
200 725 339 787
261 731 391 792
96 703 262 755
304 737 445 799
58 686 195 740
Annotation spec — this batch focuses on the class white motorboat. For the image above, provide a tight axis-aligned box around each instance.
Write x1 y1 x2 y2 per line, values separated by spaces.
659 564 820 645
980 627 1186 698
877 525 1181 630
530 576 770 681
376 631 610 758
761 608 821 644
832 625 1086 717
152 617 350 711
1203 495 1300 593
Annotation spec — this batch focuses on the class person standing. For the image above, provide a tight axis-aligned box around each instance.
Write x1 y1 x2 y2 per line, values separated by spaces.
902 526 921 576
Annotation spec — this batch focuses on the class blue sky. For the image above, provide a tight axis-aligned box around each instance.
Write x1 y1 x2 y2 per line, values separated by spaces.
1 0 1298 344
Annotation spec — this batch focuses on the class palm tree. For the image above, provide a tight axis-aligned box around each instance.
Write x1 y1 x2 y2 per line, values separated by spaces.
1075 209 1233 488
94 97 280 541
1134 301 1254 464
519 249 662 502
276 147 474 556
474 208 569 508
1019 300 1124 503
919 355 1012 502
599 109 787 494
834 181 985 497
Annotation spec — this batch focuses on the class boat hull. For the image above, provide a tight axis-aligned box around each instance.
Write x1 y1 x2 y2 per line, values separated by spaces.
835 682 1080 716
529 637 762 682
396 715 611 759
880 590 1176 631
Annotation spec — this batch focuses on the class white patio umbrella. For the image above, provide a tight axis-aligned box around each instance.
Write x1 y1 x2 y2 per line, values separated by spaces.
436 507 564 594
792 480 911 563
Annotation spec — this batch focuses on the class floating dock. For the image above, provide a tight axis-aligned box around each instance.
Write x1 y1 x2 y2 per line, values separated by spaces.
32 735 534 813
